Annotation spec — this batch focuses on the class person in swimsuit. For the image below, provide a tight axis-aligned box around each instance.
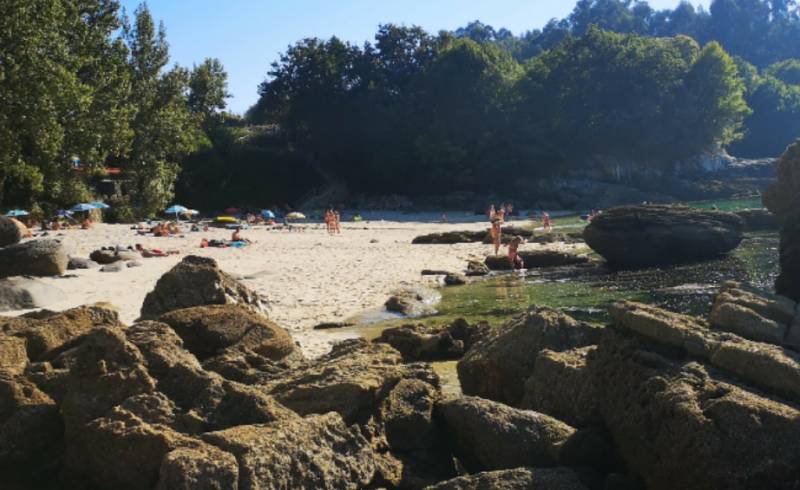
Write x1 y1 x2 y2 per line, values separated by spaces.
333 211 341 234
542 212 552 233
506 235 524 270
489 206 505 255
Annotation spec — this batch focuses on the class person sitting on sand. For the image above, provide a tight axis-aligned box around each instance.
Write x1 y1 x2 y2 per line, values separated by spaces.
231 226 252 243
52 221 62 231
81 218 93 230
506 235 525 270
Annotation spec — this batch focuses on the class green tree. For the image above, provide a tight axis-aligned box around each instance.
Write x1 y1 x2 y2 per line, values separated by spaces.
189 57 230 140
123 4 204 217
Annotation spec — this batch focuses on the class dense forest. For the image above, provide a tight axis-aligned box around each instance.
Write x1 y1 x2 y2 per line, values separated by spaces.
3 0 800 216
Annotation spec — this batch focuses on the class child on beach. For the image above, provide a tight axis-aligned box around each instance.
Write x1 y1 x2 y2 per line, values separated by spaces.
506 235 525 270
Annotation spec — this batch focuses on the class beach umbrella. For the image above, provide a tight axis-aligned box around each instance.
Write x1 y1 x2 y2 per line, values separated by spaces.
5 209 29 217
286 211 306 220
182 209 200 216
261 209 276 219
56 210 73 218
164 204 188 220
71 203 96 212
89 201 110 209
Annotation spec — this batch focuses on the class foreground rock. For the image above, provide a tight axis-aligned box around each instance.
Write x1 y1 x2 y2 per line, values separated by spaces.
484 250 588 271
0 277 66 311
0 303 121 361
764 140 800 301
158 304 297 362
140 255 266 320
584 205 744 268
592 325 800 490
709 281 798 347
458 308 603 406
375 318 490 362
412 230 487 244
435 395 575 472
0 216 23 247
520 347 600 428
203 413 377 489
0 239 68 278
426 467 589 490
263 339 436 423
385 286 441 317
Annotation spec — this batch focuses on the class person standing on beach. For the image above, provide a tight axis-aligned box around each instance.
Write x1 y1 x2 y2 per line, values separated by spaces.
490 205 504 255
542 212 552 233
333 210 341 234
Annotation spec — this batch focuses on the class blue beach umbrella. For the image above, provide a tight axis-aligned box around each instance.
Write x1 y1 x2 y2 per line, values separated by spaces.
261 209 276 219
71 203 96 212
164 204 188 220
90 201 110 209
5 209 29 217
56 210 73 218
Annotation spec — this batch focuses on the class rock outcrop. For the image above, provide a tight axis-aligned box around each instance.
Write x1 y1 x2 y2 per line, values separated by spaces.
584 205 744 268
435 395 575 473
0 239 68 278
425 467 589 490
140 255 266 320
736 208 779 231
158 304 297 362
375 318 489 362
458 308 603 406
202 413 378 489
764 140 800 301
484 250 588 271
262 339 436 423
0 216 23 247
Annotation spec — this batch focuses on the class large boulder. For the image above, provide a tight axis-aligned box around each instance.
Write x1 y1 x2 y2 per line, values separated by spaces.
583 205 744 268
140 255 266 320
425 467 589 490
0 277 67 311
0 239 68 278
458 308 603 406
763 141 800 298
435 395 575 473
381 379 440 452
0 216 23 247
0 303 121 361
591 327 800 490
157 304 297 362
262 339 436 423
202 412 378 489
520 347 600 428
155 445 240 490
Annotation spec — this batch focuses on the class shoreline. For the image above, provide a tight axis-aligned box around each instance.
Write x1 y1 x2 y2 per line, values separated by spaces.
5 217 580 357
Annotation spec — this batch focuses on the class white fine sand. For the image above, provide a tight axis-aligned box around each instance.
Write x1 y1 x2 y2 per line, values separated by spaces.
8 214 579 357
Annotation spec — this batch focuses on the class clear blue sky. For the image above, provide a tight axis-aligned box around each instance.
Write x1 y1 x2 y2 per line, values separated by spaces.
121 0 711 114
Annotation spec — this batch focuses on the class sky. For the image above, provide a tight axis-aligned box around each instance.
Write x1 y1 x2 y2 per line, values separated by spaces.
121 0 711 115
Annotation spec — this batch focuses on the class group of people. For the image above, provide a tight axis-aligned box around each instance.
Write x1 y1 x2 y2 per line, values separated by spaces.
324 208 341 235
136 221 182 237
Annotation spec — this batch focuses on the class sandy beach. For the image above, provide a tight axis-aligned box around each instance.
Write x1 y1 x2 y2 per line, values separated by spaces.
8 214 580 357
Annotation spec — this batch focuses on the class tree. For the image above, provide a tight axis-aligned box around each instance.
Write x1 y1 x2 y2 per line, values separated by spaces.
0 0 133 208
123 4 204 217
189 57 230 139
